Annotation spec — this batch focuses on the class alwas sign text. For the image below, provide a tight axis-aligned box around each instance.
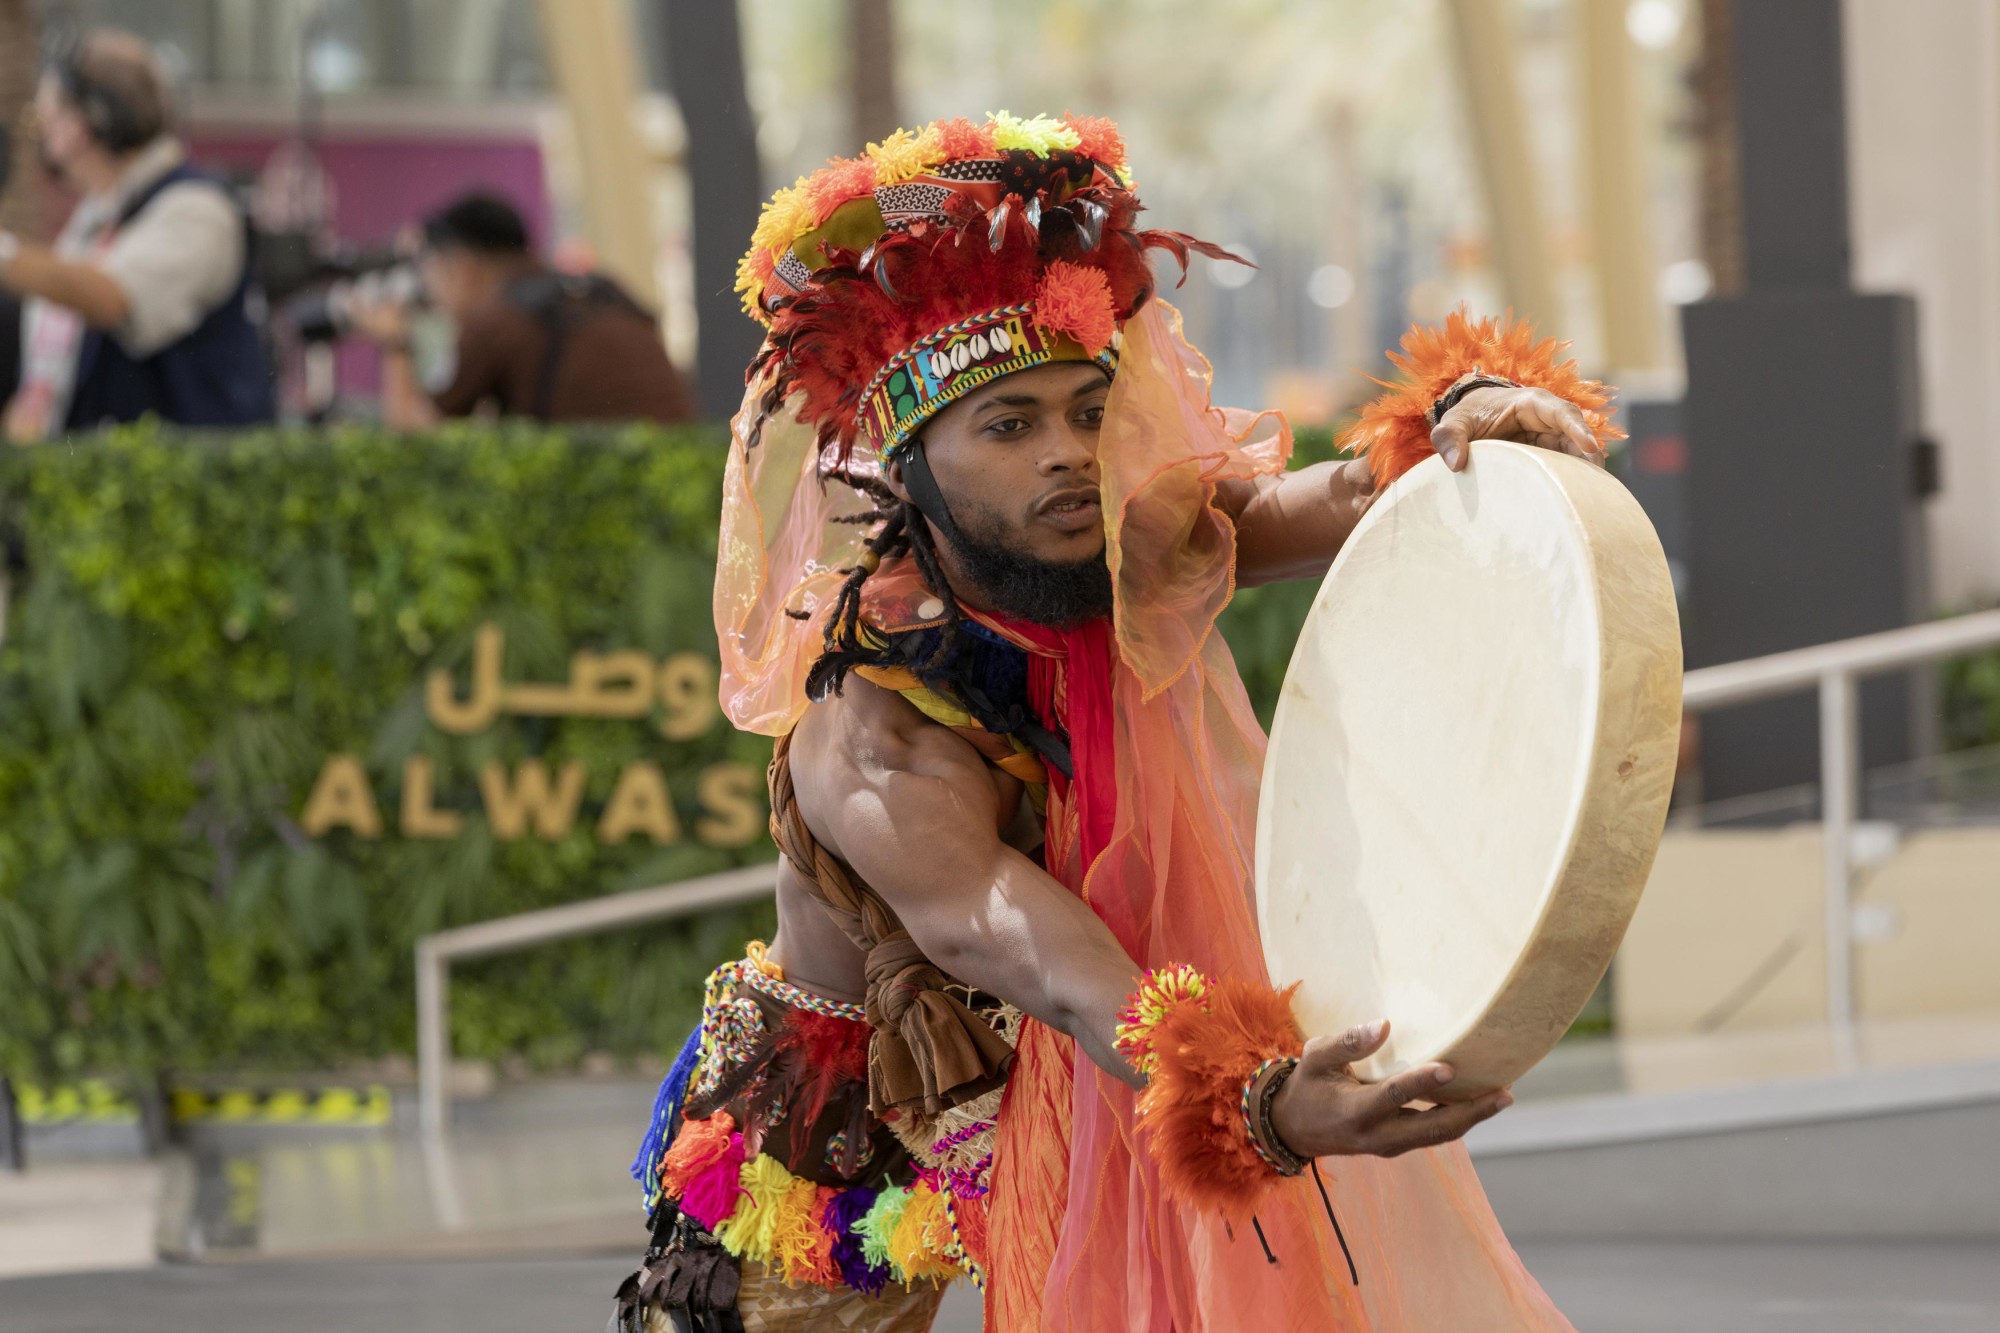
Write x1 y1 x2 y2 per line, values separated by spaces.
298 623 761 848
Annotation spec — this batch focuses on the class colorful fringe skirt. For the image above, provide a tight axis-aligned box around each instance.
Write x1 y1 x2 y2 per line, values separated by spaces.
612 951 1008 1333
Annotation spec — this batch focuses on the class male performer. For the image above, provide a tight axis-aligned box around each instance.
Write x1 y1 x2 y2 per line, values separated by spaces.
618 113 1615 1332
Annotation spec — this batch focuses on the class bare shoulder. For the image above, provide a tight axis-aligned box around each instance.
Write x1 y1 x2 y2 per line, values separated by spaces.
789 676 1001 860
791 674 969 782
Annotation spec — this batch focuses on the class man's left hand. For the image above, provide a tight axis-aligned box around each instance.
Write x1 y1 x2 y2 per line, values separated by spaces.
1430 385 1603 472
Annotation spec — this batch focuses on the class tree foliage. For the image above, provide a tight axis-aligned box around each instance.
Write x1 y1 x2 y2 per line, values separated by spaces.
0 421 773 1080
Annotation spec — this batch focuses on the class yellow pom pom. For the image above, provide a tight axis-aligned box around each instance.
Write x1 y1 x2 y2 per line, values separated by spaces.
887 1184 960 1284
734 246 777 322
716 1153 796 1264
749 177 815 260
855 1186 911 1275
737 173 823 322
1113 965 1213 1077
769 1175 831 1286
988 111 1081 156
867 126 947 185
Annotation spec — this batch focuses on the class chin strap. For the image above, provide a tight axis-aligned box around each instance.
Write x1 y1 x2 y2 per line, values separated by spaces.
895 437 965 548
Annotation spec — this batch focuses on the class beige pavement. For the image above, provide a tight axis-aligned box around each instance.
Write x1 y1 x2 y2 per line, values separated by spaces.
0 1161 160 1280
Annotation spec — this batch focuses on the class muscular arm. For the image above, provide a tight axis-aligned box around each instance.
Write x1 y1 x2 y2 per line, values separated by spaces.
1217 384 1608 588
790 677 1143 1086
1215 456 1378 588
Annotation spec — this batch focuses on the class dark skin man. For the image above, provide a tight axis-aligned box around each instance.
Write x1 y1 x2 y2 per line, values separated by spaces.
775 360 1602 1162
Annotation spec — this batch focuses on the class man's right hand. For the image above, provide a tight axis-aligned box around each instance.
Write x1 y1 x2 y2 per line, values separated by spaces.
1268 1019 1513 1160
346 292 411 347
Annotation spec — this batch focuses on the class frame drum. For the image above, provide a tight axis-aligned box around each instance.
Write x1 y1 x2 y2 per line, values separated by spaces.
1256 441 1681 1100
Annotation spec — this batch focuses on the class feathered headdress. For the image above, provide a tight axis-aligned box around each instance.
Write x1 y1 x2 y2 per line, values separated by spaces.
737 112 1240 466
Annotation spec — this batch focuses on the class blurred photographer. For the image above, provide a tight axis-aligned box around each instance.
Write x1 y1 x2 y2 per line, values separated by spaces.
0 30 273 441
348 192 691 428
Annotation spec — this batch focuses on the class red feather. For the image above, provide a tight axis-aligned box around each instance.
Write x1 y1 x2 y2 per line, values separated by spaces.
773 1009 872 1136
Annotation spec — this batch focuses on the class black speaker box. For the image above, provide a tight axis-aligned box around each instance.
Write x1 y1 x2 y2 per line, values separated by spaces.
1679 291 1930 803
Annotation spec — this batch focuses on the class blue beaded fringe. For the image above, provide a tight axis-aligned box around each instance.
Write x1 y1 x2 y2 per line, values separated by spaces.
630 1023 703 1212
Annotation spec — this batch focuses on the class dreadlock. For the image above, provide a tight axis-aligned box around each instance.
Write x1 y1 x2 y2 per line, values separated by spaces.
798 474 971 701
789 465 1074 778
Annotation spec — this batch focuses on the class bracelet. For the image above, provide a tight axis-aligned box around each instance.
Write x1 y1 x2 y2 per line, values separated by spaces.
0 231 19 270
1426 369 1519 427
1241 1057 1308 1176
1121 964 1308 1214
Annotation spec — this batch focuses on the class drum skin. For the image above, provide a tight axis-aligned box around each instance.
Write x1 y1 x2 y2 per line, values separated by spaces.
1255 440 1682 1101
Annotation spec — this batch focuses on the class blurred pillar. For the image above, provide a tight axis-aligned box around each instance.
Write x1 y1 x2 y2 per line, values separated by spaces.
1441 0 1557 326
368 0 414 89
847 0 903 147
1324 104 1372 384
421 1 511 94
210 0 262 87
533 0 662 307
1577 0 1663 371
1693 0 1745 297
0 0 39 236
266 2 311 93
654 0 765 420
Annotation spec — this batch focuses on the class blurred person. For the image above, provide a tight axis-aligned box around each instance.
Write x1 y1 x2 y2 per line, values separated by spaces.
0 30 274 441
0 125 21 408
616 113 1614 1331
349 192 692 428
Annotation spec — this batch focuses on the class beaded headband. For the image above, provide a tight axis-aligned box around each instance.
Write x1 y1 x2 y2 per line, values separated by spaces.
856 303 1119 461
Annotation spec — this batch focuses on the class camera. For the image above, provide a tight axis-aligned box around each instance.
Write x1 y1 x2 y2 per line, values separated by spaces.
274 248 427 344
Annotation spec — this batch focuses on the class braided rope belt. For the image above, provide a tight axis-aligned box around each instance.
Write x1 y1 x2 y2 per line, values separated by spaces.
735 957 870 1023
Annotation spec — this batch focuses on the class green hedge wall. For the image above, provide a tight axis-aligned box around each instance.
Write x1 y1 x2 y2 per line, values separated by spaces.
0 422 779 1080
0 420 1345 1082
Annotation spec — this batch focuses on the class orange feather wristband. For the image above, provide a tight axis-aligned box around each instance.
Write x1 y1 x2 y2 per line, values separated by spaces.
1118 968 1307 1217
1341 310 1625 490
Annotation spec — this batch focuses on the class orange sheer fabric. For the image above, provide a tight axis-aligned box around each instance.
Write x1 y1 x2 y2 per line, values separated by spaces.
714 302 1575 1331
714 392 880 737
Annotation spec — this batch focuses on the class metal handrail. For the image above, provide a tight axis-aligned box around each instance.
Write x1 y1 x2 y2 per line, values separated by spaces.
416 862 777 1136
411 609 2000 1133
1682 609 2000 709
1678 608 2000 1039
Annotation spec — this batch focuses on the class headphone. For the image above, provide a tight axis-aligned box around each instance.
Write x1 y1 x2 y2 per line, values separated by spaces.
47 41 155 155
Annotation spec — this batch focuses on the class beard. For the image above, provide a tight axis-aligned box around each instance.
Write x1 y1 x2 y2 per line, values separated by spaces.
943 506 1114 630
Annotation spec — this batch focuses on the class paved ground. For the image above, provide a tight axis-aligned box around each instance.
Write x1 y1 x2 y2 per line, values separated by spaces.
0 1161 161 1280
1521 1239 2000 1333
0 1257 645 1333
3 1240 1998 1332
